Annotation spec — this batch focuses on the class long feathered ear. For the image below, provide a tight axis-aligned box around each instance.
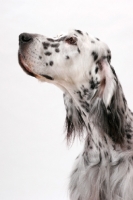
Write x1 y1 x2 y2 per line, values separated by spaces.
106 79 126 144
63 92 85 143
92 59 126 144
98 59 116 108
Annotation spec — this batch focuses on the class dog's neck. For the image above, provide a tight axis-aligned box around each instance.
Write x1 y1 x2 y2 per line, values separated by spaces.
63 80 133 154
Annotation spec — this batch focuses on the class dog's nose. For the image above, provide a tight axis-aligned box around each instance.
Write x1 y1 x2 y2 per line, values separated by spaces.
19 33 33 45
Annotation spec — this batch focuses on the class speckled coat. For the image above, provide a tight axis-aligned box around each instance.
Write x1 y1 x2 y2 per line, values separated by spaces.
18 29 133 200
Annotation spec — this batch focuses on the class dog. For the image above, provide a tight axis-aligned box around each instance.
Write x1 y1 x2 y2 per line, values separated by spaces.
18 29 133 200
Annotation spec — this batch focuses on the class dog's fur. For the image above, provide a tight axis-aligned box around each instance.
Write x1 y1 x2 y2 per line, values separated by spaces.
18 29 133 200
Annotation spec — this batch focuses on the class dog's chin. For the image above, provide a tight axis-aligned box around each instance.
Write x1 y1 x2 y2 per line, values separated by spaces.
18 52 36 77
18 52 54 81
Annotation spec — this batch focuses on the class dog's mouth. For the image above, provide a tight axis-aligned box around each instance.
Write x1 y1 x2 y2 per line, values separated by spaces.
18 52 36 77
18 52 54 81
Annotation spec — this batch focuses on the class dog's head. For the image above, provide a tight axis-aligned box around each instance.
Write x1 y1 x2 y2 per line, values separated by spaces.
18 29 126 144
18 30 110 87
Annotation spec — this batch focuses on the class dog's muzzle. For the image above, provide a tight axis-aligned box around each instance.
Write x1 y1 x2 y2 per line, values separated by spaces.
18 33 36 77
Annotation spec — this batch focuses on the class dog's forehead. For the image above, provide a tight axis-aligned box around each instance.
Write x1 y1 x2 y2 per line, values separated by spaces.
37 29 94 44
53 29 87 39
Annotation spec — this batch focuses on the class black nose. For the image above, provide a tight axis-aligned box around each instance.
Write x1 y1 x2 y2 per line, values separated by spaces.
19 33 33 45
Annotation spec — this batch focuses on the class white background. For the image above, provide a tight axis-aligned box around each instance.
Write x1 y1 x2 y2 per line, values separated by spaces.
0 0 133 199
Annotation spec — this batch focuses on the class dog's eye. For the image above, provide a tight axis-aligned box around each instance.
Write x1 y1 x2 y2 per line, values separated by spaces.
65 37 77 45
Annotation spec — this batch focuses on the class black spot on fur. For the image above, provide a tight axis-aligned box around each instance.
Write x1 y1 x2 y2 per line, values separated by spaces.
82 111 86 116
47 38 55 42
104 136 107 144
39 56 42 59
96 38 100 41
45 52 52 56
51 43 60 48
92 51 98 61
75 30 83 35
89 78 96 89
41 74 54 80
42 42 50 49
77 91 83 99
99 141 102 148
77 48 80 53
88 124 91 132
91 41 95 43
66 56 70 59
107 55 111 62
83 88 89 96
55 48 60 53
49 61 54 66
126 134 132 140
95 67 99 74
46 63 48 66
81 101 90 113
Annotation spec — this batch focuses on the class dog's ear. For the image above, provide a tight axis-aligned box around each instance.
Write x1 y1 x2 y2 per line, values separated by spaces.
106 82 126 144
63 92 85 143
98 59 116 108
94 59 126 144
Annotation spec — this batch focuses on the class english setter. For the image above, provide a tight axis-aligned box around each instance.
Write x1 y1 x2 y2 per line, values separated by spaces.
18 29 133 200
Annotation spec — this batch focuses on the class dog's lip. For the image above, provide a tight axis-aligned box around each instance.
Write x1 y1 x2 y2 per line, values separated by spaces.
18 51 53 81
18 52 36 77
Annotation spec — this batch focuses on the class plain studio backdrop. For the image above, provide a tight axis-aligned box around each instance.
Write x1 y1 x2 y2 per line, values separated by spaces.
0 0 133 199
